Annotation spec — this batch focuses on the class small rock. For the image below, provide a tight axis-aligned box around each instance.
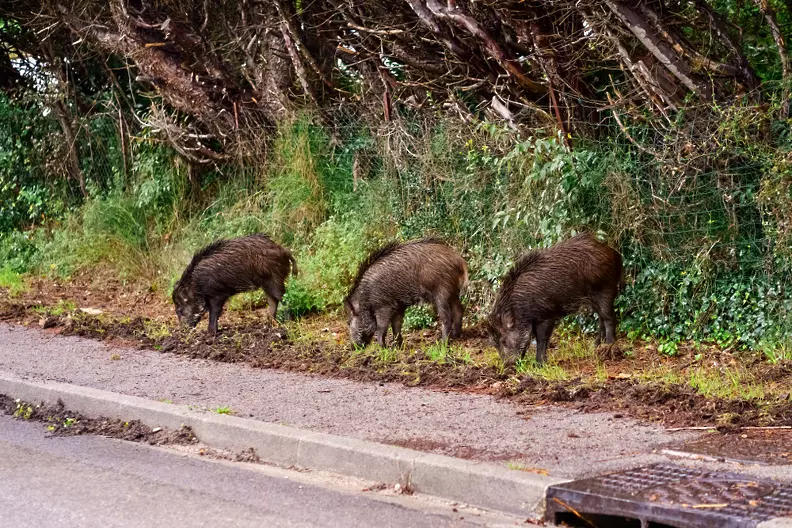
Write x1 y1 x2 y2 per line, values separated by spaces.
39 316 58 329
80 307 103 315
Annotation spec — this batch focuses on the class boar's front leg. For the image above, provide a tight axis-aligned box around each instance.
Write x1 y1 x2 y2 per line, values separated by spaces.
374 308 394 347
207 296 228 335
534 318 557 365
391 310 405 347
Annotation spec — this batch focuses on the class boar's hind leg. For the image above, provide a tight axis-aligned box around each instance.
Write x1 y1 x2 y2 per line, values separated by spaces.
534 319 557 365
207 296 228 335
265 292 280 321
264 280 285 321
391 311 405 347
595 294 617 345
595 316 605 346
450 297 463 339
435 299 453 341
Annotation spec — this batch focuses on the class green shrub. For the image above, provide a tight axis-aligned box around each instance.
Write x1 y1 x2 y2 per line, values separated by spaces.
281 214 383 315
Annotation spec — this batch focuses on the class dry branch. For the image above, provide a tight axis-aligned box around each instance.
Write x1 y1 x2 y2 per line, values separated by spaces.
605 0 713 100
753 0 790 115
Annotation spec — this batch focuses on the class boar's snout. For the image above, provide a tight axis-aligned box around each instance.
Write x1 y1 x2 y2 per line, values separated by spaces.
175 305 202 328
348 314 375 347
488 313 529 364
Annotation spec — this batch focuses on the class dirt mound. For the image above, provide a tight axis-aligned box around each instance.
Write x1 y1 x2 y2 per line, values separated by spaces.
506 377 792 428
0 395 197 445
679 429 792 464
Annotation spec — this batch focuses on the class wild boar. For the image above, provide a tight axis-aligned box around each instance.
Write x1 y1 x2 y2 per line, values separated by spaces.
488 233 623 364
172 234 297 334
344 238 468 347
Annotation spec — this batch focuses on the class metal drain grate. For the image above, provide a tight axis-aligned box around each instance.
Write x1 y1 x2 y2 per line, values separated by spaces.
545 463 792 528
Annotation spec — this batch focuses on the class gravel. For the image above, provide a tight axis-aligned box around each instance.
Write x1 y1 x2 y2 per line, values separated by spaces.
0 322 698 478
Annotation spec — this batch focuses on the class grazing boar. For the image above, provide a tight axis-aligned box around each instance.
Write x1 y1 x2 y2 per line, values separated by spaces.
488 233 623 364
172 234 297 334
344 238 468 347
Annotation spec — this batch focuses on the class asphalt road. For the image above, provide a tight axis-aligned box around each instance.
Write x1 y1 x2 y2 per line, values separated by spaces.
0 414 516 528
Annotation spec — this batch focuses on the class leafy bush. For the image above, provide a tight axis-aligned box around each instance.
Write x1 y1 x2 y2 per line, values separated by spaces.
281 214 383 315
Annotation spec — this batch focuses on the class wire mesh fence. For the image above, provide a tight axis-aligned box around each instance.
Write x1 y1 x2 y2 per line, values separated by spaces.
2 93 790 348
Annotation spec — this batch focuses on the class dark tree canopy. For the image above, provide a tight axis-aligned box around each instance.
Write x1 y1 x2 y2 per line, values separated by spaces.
0 1 788 161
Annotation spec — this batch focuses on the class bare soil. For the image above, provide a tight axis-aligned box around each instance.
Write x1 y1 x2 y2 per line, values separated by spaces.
679 429 792 465
0 394 197 445
1 274 791 437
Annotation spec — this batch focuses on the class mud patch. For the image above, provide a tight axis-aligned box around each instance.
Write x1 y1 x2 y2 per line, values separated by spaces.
0 394 197 445
381 436 525 461
505 377 792 429
677 429 792 465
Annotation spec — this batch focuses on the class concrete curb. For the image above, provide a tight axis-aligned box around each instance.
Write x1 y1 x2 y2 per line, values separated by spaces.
759 519 792 528
0 371 566 518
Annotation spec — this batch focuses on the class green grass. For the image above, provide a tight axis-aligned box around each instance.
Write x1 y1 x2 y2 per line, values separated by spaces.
214 406 235 415
0 267 25 295
375 346 400 365
424 341 473 365
31 299 77 316
687 366 766 401
142 320 172 341
515 358 571 381
760 339 792 363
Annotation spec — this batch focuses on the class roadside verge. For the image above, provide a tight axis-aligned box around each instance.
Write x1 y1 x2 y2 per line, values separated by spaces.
0 370 567 518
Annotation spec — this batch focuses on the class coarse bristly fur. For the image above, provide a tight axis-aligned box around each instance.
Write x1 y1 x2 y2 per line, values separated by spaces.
488 232 623 364
172 233 297 334
344 238 468 347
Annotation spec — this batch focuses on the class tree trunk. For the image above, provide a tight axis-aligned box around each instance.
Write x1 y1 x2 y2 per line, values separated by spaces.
753 0 789 115
52 99 86 197
605 0 713 101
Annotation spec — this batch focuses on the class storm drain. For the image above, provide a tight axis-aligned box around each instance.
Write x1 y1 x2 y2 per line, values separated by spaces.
545 463 792 528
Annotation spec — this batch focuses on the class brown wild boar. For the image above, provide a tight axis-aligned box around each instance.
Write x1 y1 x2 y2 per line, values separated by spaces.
172 234 297 334
488 233 623 364
344 238 468 347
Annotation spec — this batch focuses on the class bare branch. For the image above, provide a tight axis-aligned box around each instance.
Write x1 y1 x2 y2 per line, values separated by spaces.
605 0 713 100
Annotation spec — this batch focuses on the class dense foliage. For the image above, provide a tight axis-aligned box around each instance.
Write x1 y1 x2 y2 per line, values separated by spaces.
1 1 792 353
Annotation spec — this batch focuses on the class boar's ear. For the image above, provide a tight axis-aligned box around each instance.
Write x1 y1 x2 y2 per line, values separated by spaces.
343 297 356 316
502 310 515 330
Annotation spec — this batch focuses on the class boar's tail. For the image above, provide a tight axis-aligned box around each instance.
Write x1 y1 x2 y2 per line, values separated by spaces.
288 251 299 277
459 261 469 293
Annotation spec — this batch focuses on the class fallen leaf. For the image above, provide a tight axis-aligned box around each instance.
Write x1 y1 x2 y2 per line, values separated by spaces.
516 467 549 476
692 503 728 509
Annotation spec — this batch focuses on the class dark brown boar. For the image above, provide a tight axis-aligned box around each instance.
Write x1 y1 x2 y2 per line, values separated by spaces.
344 238 468 347
172 234 297 334
487 232 623 365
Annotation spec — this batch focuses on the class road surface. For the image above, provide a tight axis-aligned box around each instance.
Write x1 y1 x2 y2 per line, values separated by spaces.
0 414 517 527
